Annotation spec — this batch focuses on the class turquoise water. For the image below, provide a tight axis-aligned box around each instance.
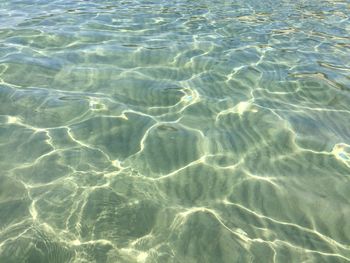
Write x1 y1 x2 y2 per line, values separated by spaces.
1 0 350 262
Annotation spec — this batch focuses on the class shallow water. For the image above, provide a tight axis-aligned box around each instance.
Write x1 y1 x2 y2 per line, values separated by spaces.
1 0 350 262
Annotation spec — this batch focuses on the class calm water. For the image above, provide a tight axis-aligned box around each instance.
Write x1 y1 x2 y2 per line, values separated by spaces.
1 0 350 262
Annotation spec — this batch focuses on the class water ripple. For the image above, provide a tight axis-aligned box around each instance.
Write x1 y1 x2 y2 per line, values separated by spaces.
1 0 350 262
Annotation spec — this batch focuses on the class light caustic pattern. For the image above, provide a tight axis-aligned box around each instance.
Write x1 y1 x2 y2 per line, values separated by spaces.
0 0 350 262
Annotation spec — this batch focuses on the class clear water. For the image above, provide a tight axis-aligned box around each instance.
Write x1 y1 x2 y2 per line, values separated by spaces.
1 0 350 262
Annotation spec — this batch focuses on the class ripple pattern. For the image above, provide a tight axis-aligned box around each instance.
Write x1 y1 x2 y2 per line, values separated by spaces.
1 0 350 262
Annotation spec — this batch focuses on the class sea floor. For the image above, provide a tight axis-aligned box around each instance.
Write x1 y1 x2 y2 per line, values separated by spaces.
0 0 350 262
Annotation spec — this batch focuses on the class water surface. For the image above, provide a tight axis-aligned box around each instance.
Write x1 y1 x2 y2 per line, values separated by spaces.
1 0 350 262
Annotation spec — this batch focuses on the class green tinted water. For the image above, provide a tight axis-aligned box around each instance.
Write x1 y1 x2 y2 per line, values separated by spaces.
1 0 350 262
